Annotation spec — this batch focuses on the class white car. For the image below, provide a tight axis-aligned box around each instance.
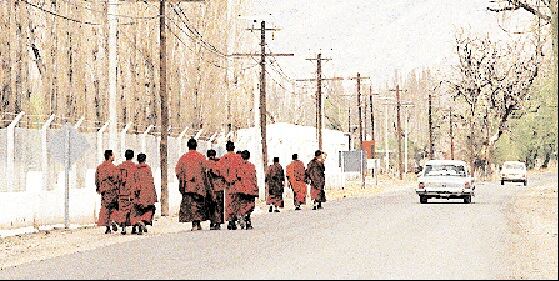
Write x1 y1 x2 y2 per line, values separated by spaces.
415 160 476 204
500 161 527 186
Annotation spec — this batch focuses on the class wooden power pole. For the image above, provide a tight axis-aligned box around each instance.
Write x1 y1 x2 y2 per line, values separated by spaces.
395 85 403 180
429 90 434 160
159 0 169 216
159 0 205 216
232 21 293 167
296 53 332 151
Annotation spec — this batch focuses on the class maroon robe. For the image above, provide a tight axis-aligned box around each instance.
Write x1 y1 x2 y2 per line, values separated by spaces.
95 160 120 226
218 153 243 221
115 160 137 225
130 163 157 226
237 160 259 217
265 163 285 207
176 150 208 222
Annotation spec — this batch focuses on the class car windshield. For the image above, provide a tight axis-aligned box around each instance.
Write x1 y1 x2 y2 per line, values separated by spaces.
424 164 467 177
504 164 525 170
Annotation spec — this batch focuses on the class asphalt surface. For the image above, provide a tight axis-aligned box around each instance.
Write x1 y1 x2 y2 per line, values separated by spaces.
0 173 555 279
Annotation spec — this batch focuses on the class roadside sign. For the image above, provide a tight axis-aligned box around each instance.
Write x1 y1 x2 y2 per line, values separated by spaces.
48 124 90 165
47 123 90 229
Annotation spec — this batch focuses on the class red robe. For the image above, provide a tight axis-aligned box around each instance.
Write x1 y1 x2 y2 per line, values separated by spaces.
95 160 120 226
237 160 259 216
306 158 326 202
218 153 243 221
287 160 307 206
114 160 137 225
205 158 226 225
265 163 285 207
175 150 208 222
175 150 207 196
130 163 157 225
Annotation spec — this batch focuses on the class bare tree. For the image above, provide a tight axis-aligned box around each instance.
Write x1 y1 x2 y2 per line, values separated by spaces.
449 29 540 171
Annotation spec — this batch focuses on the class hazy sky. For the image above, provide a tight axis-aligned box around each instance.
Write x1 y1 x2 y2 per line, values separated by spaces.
246 0 520 86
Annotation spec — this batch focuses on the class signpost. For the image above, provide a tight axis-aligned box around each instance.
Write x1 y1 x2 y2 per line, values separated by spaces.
48 123 90 229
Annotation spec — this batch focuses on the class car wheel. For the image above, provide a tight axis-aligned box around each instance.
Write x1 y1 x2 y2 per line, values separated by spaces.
501 179 505 185
464 195 472 204
524 180 528 186
420 196 427 204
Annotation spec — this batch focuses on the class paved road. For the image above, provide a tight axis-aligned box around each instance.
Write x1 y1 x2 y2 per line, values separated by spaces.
1 173 555 279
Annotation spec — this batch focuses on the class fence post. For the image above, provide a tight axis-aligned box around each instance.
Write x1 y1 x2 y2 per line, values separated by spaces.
70 117 85 190
120 123 132 158
141 125 153 154
6 112 25 192
97 122 109 165
41 115 56 191
177 127 189 155
194 129 204 141
225 130 234 141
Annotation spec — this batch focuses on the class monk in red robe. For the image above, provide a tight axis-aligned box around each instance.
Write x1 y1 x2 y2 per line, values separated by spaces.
175 138 208 231
115 149 137 235
130 153 157 235
95 150 120 234
205 149 226 230
219 141 244 230
286 154 307 210
237 150 259 230
265 157 285 212
306 150 326 210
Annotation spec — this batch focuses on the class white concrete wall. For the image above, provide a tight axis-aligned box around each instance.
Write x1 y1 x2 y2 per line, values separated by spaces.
0 169 183 229
235 122 347 198
0 123 348 229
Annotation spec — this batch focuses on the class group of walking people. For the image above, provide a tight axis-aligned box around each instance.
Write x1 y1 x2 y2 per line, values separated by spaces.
95 149 157 235
95 138 327 233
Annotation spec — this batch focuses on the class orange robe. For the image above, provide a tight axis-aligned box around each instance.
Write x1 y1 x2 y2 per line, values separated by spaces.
287 160 307 206
130 163 157 225
175 150 208 222
95 161 120 226
218 153 244 221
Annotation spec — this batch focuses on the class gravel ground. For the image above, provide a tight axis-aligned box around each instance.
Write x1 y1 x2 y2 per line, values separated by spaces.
0 173 555 279
505 172 558 279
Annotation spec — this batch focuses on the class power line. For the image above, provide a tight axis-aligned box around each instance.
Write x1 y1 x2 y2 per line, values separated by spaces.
173 3 228 58
24 0 100 25
24 0 154 26
59 0 162 19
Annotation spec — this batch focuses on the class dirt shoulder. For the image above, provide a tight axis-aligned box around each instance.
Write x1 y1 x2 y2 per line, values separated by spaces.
505 171 558 279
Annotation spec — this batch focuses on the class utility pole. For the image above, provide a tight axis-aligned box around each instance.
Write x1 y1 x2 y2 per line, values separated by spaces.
159 0 169 216
232 21 293 168
320 73 370 187
357 72 363 149
450 106 455 160
108 0 117 154
387 84 409 180
348 104 352 149
404 112 409 174
296 54 331 150
395 85 403 180
369 85 377 159
158 0 205 216
428 90 434 160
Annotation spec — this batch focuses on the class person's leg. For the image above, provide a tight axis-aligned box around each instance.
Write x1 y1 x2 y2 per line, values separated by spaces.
245 213 253 230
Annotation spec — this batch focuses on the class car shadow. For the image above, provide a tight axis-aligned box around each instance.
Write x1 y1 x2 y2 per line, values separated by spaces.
414 201 480 205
